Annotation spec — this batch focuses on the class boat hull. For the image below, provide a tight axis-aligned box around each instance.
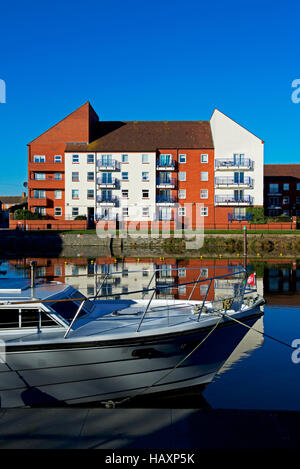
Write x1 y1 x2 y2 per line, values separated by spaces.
0 311 262 408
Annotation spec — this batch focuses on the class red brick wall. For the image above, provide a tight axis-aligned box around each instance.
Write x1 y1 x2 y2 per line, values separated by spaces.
28 102 99 219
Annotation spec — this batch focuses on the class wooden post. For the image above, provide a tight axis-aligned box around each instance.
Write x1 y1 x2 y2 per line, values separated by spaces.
29 260 37 288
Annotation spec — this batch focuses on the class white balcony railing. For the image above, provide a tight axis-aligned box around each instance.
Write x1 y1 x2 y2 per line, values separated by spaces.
215 176 254 188
215 158 254 170
97 160 119 171
215 195 254 205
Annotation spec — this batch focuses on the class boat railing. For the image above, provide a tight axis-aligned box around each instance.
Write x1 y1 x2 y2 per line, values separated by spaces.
8 265 255 336
63 266 252 335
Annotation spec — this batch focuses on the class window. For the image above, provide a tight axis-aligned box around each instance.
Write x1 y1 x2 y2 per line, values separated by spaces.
142 189 149 198
33 207 46 215
87 154 94 164
122 172 129 180
122 207 129 217
55 207 62 216
54 173 62 180
54 155 62 163
159 207 172 220
72 207 79 217
269 183 279 193
122 154 128 163
283 210 290 216
201 172 208 181
179 154 186 163
33 155 45 163
200 268 208 277
54 266 62 276
87 172 94 181
72 189 79 199
200 284 209 295
297 183 300 191
283 183 289 191
142 172 149 181
179 172 186 181
178 268 186 277
87 189 94 199
142 207 149 217
72 155 79 164
55 190 62 199
178 286 186 295
178 207 186 217
122 189 129 198
283 196 289 205
33 190 46 199
142 154 149 163
296 197 300 204
200 189 208 199
178 189 186 199
72 172 79 182
34 173 45 180
87 286 95 296
201 207 208 216
201 154 208 163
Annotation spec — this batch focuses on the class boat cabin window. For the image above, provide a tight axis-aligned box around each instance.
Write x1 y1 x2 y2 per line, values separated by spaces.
50 301 87 323
0 308 60 329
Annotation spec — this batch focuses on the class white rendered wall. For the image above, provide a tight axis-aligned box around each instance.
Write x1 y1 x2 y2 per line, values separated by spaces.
96 152 157 222
210 109 264 206
65 152 96 219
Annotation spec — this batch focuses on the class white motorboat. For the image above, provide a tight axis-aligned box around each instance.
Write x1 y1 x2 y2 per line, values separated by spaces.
0 267 264 408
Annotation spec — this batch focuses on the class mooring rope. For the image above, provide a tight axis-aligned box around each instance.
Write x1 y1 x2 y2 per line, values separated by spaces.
216 311 296 350
102 315 224 408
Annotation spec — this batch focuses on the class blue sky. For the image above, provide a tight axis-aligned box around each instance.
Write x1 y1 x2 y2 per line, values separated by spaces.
0 0 300 194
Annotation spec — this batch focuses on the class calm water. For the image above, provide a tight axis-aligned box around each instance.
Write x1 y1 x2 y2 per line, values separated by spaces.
1 256 300 411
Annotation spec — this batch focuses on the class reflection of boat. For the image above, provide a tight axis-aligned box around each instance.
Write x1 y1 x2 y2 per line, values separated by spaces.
0 267 264 408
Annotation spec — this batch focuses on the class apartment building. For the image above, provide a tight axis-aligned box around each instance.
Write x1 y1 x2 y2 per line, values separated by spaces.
264 164 300 217
27 103 264 228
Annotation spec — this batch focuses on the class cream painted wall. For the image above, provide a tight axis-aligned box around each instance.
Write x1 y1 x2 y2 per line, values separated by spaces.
210 109 264 206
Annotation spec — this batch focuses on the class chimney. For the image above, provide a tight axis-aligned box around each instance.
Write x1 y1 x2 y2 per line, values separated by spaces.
22 192 26 198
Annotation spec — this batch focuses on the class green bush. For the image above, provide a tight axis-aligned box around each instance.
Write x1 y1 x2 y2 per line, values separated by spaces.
13 209 44 220
74 215 87 220
246 207 266 224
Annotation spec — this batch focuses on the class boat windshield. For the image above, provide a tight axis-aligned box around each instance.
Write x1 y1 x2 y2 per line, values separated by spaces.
50 300 88 323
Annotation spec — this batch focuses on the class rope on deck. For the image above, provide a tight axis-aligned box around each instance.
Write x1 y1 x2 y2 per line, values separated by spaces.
101 315 224 408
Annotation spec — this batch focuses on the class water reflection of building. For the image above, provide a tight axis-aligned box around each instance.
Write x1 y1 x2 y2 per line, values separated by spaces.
10 257 254 304
263 260 300 306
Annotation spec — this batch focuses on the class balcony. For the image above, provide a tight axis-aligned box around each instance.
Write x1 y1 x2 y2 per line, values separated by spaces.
29 162 64 172
97 176 118 188
156 195 177 206
215 158 254 170
215 195 254 206
30 176 64 189
156 177 176 188
97 160 119 171
30 197 49 207
156 160 176 171
96 195 118 206
215 176 254 188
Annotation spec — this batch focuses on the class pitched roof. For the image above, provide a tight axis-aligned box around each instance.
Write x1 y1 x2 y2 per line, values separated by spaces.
0 196 27 204
65 120 214 152
264 164 300 178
